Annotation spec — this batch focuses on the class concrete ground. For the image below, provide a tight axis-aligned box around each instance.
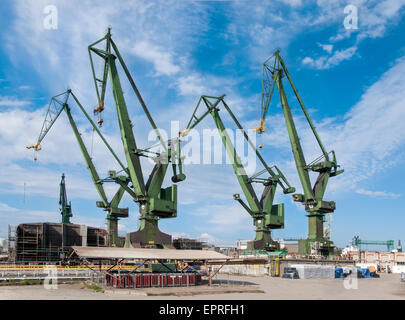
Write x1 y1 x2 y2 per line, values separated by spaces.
0 273 404 300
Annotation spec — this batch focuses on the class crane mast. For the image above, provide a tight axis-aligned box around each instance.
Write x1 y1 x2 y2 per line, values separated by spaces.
183 95 294 251
256 50 344 257
59 173 73 224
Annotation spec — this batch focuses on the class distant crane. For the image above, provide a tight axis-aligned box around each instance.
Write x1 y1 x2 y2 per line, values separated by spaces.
59 173 73 224
255 50 344 257
352 236 394 252
181 95 295 251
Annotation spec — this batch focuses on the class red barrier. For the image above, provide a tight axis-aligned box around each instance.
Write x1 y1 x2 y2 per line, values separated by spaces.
106 272 200 288
126 275 134 287
135 274 142 288
174 274 181 286
159 274 167 287
151 274 159 287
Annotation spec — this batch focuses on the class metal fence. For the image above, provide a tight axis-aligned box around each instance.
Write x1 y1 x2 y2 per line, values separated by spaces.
0 269 94 281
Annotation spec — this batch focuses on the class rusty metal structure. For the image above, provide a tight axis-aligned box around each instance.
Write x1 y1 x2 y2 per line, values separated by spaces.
172 238 207 250
71 246 229 287
9 223 107 264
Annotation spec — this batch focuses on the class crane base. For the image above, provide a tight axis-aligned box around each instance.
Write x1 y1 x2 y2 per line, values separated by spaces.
124 229 174 249
247 239 280 252
298 239 335 257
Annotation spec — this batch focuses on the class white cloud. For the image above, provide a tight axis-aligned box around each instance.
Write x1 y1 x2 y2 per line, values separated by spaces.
357 0 405 40
319 43 333 54
176 74 208 96
132 41 180 76
18 85 31 90
199 232 216 244
327 0 405 43
0 101 133 202
356 189 401 199
7 0 211 107
281 0 302 6
174 72 240 99
192 202 252 238
227 1 346 63
330 56 405 184
302 56 315 65
302 46 357 69
170 232 190 239
269 54 405 196
0 96 31 107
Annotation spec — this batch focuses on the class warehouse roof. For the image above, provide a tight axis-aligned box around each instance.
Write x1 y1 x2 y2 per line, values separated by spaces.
71 246 229 260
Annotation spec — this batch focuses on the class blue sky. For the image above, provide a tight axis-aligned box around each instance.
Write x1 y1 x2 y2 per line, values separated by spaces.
0 0 404 249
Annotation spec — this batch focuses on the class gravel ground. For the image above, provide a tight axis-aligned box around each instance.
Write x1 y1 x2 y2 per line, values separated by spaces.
0 273 404 300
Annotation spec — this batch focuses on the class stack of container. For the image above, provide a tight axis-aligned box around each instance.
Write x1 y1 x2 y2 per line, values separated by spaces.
290 264 335 279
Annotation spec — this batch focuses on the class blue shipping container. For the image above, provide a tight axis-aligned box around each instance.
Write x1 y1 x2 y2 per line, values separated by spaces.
335 267 344 278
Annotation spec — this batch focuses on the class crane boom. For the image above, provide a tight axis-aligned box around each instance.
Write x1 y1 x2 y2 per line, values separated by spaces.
107 55 147 197
26 92 70 151
275 71 314 201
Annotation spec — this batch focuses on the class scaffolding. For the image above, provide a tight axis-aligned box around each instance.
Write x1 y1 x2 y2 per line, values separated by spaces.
9 223 108 264
352 236 395 252
7 225 16 264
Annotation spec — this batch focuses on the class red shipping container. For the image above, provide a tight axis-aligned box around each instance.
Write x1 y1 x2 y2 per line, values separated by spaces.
126 275 134 287
167 274 175 286
172 274 181 286
119 276 125 288
114 275 120 288
151 274 159 287
113 275 119 287
181 274 188 286
188 274 195 285
135 274 142 288
142 274 151 287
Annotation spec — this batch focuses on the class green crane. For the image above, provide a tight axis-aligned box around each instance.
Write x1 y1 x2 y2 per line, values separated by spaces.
27 90 129 246
59 173 73 224
255 50 344 257
88 29 185 248
182 95 295 251
352 236 394 252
